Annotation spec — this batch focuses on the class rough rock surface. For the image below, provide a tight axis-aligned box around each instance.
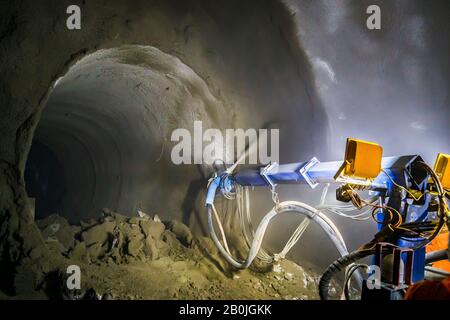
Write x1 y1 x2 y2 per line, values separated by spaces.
1 211 332 300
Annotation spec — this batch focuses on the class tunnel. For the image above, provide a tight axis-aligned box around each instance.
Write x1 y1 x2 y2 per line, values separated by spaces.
24 46 234 226
0 0 449 300
23 44 330 241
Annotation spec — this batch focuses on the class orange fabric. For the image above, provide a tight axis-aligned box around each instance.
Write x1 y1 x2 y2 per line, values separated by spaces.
405 277 450 300
426 232 450 272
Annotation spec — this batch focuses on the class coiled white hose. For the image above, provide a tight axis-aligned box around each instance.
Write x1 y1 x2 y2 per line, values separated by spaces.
207 200 350 269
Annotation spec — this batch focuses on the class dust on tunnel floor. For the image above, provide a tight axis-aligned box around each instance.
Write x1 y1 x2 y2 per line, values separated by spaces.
20 210 337 300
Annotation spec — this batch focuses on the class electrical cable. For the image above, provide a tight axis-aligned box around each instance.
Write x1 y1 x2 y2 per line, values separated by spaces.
413 162 449 247
316 184 376 221
344 264 368 300
381 169 424 201
319 162 449 300
319 247 383 300
207 200 351 270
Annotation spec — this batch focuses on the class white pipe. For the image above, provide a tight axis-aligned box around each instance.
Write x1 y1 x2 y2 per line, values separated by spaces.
207 200 351 269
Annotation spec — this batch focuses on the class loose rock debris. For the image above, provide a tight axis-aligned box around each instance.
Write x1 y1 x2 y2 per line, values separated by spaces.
23 209 336 300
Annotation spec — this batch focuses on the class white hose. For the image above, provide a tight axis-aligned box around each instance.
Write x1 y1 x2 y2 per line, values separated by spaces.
236 185 273 262
211 204 232 255
207 200 350 269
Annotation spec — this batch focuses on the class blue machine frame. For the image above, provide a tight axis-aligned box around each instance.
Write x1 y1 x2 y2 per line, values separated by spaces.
206 155 435 283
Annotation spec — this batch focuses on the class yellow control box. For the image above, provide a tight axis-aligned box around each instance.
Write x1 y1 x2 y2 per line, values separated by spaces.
434 153 450 190
343 138 383 180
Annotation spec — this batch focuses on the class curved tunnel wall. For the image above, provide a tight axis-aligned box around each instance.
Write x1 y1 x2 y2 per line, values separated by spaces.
27 46 234 225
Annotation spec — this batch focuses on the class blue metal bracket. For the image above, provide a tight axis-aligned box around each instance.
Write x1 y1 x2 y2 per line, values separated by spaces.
260 162 279 190
299 157 320 189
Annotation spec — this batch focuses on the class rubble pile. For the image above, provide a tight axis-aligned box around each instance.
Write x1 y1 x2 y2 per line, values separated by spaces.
37 209 197 265
30 209 330 300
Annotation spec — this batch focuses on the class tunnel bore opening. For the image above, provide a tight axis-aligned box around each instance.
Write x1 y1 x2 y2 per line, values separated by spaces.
24 45 230 226
25 141 66 220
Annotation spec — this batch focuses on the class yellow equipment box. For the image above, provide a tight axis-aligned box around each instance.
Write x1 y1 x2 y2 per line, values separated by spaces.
343 138 383 180
434 153 450 190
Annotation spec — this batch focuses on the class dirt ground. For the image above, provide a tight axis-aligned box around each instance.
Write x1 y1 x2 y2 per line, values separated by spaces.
1 210 337 300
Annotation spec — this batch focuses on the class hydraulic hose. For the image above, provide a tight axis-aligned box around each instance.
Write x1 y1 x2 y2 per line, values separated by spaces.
425 249 449 264
319 246 397 300
319 162 450 300
319 248 376 300
425 266 450 277
207 200 351 269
